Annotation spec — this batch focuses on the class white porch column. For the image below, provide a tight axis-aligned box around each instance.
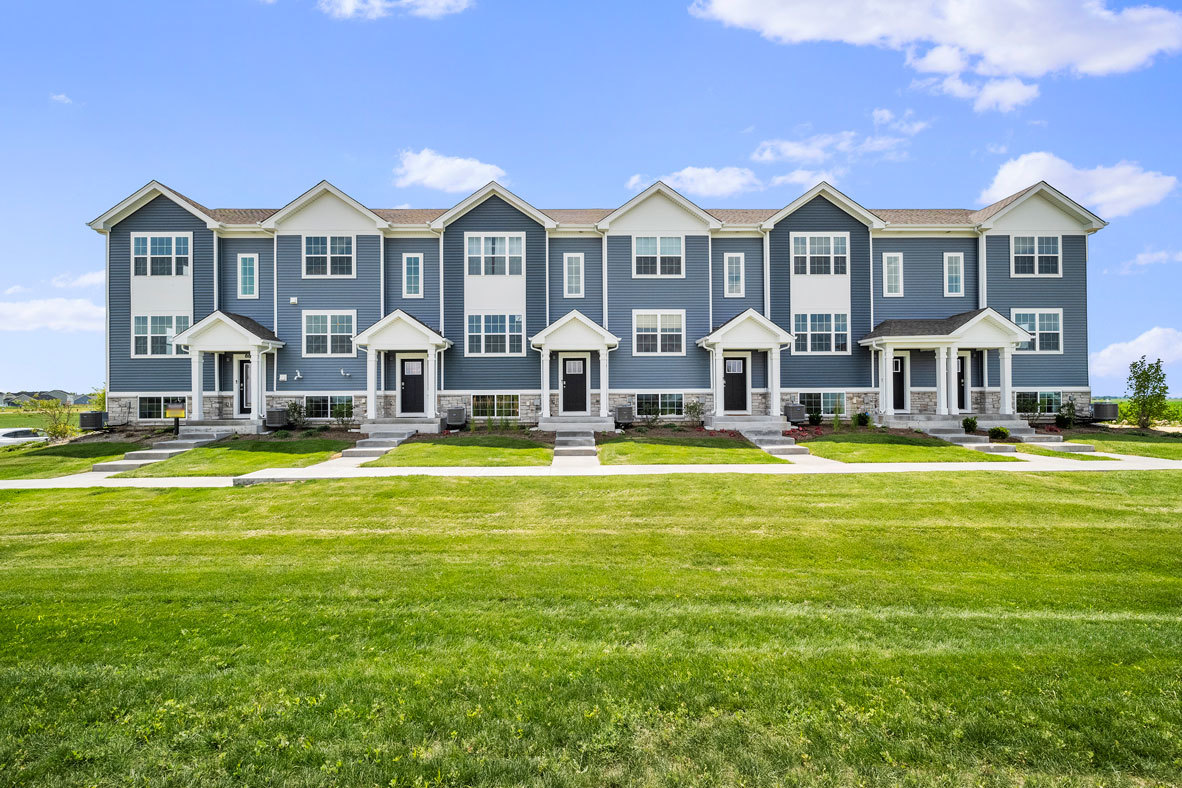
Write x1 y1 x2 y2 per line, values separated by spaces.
250 347 264 420
426 350 438 419
365 348 378 420
1000 345 1013 415
713 348 724 417
946 345 960 416
769 347 782 417
599 349 609 418
878 345 892 413
191 351 204 420
934 346 948 416
540 349 551 419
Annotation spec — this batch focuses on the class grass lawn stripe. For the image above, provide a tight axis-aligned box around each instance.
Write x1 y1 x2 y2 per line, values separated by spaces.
364 434 552 467
803 431 1017 463
0 441 140 479
598 434 784 464
1062 429 1182 460
115 437 350 477
1015 443 1118 461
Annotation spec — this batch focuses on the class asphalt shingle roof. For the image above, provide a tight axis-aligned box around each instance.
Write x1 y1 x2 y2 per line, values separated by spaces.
222 312 281 343
861 309 990 341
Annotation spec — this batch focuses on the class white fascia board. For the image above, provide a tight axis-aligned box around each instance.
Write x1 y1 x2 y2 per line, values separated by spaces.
261 180 389 230
979 181 1107 232
88 181 221 232
595 181 722 231
759 182 886 231
429 182 557 230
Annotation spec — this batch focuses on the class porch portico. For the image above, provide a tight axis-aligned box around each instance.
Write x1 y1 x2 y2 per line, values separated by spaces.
354 310 451 421
697 308 793 420
529 310 620 420
173 311 284 423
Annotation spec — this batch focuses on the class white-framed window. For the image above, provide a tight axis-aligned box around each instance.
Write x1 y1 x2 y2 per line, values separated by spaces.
138 395 186 420
943 252 964 297
633 236 683 278
636 393 684 416
792 313 849 354
632 310 685 356
1011 235 1061 277
304 395 353 420
403 253 423 298
131 233 191 277
132 314 190 357
1011 308 1062 354
791 233 848 275
724 252 744 297
303 310 355 357
472 394 519 418
466 233 525 276
1016 391 1062 415
466 314 524 356
800 392 846 416
303 235 354 278
564 252 584 298
238 253 258 299
883 252 903 297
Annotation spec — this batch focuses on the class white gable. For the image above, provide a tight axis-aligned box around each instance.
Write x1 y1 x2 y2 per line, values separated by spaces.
541 319 611 350
699 309 792 350
608 191 713 235
988 192 1093 235
272 191 380 232
190 320 257 351
364 319 438 350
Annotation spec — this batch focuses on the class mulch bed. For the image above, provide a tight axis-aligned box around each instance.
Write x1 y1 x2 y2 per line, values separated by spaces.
408 428 557 447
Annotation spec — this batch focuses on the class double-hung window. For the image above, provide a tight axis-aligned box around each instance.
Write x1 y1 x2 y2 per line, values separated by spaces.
472 394 519 418
305 395 353 420
633 311 684 355
943 252 964 297
1012 235 1060 276
467 234 524 276
800 392 846 416
724 252 744 297
132 233 190 277
564 253 584 298
1016 391 1062 415
633 236 682 277
304 236 353 277
466 314 524 355
403 253 423 298
1012 309 1062 353
793 313 849 354
303 311 354 357
883 252 903 297
132 314 190 357
138 396 186 420
238 254 257 298
792 233 847 275
636 393 684 417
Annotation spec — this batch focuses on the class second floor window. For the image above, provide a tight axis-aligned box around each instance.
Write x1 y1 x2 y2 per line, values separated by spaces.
944 252 964 296
1013 235 1059 276
724 253 744 297
304 236 353 277
793 313 848 353
883 252 903 296
467 234 524 276
466 314 524 355
133 314 189 357
1013 309 1061 353
132 233 190 277
634 236 682 277
304 312 354 356
564 253 584 297
238 254 257 298
403 253 422 297
793 234 847 275
633 311 684 355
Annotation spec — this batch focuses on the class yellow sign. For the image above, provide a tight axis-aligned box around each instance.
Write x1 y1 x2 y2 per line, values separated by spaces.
165 406 187 419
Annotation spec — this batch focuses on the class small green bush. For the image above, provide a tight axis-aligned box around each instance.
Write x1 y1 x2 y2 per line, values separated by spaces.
854 412 871 427
286 401 306 428
988 426 1009 441
962 416 978 433
807 412 823 426
301 429 318 438
316 424 330 433
270 430 291 440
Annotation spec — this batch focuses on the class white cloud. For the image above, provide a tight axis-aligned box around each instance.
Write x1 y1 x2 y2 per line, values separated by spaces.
980 152 1177 217
625 173 649 191
872 108 929 135
691 0 1182 110
1090 327 1182 378
394 148 506 193
661 166 762 197
973 78 1040 112
49 93 72 104
752 131 907 164
51 270 104 288
1118 249 1182 275
318 0 471 19
3 285 28 295
770 168 846 187
986 143 1008 155
0 298 104 332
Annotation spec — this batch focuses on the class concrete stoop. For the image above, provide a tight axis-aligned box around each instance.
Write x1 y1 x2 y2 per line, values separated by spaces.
361 418 444 435
553 430 598 458
340 431 416 459
92 430 232 472
539 416 615 432
739 429 810 457
971 443 1017 454
704 415 789 431
1042 442 1096 453
924 427 988 445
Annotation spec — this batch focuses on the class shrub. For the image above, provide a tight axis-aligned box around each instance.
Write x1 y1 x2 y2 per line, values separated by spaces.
962 416 978 433
271 430 291 440
854 412 870 427
89 386 107 413
316 424 330 433
286 401 306 428
1055 397 1076 429
807 412 823 426
21 398 76 440
988 426 1009 441
331 402 354 429
1125 356 1169 428
301 429 318 438
683 399 704 425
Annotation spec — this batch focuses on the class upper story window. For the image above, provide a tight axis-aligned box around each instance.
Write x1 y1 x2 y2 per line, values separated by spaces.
724 252 744 297
883 252 903 297
238 254 258 299
467 234 524 276
943 252 964 297
303 311 354 357
633 310 684 356
792 233 848 275
466 313 524 356
132 314 190 357
304 236 353 278
1012 235 1060 277
1012 309 1062 353
132 233 190 277
403 253 423 298
793 313 849 354
564 253 584 298
633 236 683 277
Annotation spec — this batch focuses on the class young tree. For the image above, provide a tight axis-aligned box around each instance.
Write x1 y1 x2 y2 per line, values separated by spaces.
22 397 77 440
1125 355 1170 428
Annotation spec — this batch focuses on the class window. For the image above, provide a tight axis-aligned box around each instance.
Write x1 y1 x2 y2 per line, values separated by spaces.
883 252 903 297
472 394 519 418
403 253 423 298
633 311 684 355
636 393 684 417
944 252 964 297
132 314 189 357
303 311 354 357
793 313 848 354
792 233 848 275
1012 309 1062 353
304 395 353 420
238 254 257 299
303 235 353 277
564 253 584 298
799 392 846 416
466 234 524 276
138 396 185 420
724 252 744 297
633 236 682 277
466 314 524 355
132 233 190 277
1012 235 1060 276
1016 391 1062 415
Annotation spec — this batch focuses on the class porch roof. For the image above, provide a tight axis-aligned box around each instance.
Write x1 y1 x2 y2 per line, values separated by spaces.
173 311 283 351
859 308 1030 348
530 310 620 351
354 309 451 350
697 308 793 350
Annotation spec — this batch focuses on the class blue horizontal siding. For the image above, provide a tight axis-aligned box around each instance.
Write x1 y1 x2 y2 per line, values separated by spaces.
711 237 765 328
384 237 441 329
548 237 604 325
873 237 978 320
218 237 274 328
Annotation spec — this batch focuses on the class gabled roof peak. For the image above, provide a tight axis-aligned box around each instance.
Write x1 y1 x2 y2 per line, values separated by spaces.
596 181 722 231
429 182 557 230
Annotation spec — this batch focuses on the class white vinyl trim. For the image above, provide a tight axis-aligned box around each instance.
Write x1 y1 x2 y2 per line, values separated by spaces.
631 309 687 357
402 252 424 298
723 252 745 298
883 251 904 297
563 252 585 298
237 253 259 299
943 252 965 297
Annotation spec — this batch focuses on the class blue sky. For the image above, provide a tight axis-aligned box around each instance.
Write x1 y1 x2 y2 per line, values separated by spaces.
2 0 1180 395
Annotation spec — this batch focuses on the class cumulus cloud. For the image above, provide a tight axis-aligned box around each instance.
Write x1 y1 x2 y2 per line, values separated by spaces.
1090 327 1182 378
1117 249 1182 275
973 78 1040 112
318 0 471 18
979 152 1176 217
872 108 929 135
752 131 908 164
49 93 72 104
51 270 105 288
626 167 762 197
394 148 506 193
3 285 29 295
770 168 846 187
0 298 104 332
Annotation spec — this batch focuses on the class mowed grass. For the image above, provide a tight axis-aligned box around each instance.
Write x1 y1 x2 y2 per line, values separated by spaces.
1063 428 1182 460
804 430 1016 463
0 441 140 479
3 472 1181 786
117 437 350 477
0 406 80 430
599 433 784 464
364 434 552 467
1015 443 1118 461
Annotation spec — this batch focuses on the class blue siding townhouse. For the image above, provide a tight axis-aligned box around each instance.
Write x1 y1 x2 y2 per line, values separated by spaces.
88 179 1104 430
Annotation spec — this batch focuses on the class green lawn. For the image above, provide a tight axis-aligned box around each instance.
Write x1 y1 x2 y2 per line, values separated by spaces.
116 437 350 477
364 434 553 467
1062 429 1182 460
804 430 1017 463
0 441 140 479
0 406 80 430
1015 443 1118 461
599 433 784 464
0 472 1180 786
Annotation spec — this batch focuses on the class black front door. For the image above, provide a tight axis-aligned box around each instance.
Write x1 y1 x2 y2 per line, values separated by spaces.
561 357 587 413
892 357 906 412
957 355 967 411
723 357 747 412
400 358 425 414
238 359 252 415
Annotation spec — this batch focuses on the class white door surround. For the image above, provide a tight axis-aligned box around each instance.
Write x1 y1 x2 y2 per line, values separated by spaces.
558 351 592 415
722 351 752 415
891 350 911 414
394 352 429 417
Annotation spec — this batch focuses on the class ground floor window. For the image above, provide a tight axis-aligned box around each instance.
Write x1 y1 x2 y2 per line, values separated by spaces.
1016 391 1061 414
305 395 353 420
800 392 845 416
472 394 519 418
636 393 683 416
138 396 186 419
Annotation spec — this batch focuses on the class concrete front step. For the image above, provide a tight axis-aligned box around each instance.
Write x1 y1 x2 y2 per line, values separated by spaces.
355 435 414 448
705 416 788 431
91 458 161 472
538 417 615 432
555 436 596 448
182 421 267 435
739 429 808 457
123 448 189 461
765 445 811 456
940 434 989 445
971 443 1017 453
361 418 444 434
553 446 597 457
341 447 393 458
1018 434 1064 443
1045 442 1095 452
